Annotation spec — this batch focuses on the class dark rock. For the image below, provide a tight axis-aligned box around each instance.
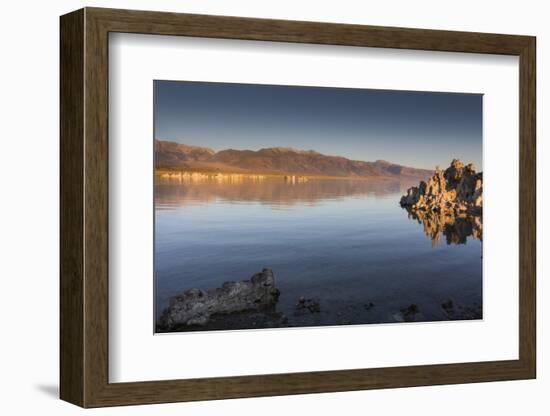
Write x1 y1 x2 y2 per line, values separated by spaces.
364 302 375 310
158 268 280 329
441 299 454 312
441 298 456 319
400 304 419 322
161 309 289 332
295 297 321 314
441 299 482 320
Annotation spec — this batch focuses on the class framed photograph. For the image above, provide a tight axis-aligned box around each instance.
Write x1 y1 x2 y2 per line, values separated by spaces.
60 7 536 407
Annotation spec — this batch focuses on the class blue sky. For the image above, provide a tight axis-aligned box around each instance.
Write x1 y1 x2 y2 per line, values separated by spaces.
154 80 482 170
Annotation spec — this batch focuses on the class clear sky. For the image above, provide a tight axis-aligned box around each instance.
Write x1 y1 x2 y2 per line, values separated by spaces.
154 80 482 170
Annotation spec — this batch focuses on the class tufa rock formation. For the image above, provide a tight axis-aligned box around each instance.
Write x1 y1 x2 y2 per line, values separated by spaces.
400 160 483 247
158 268 280 330
400 159 482 216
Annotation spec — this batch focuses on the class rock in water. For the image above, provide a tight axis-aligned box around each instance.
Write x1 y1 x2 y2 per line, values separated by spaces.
158 268 280 329
295 297 321 314
441 298 482 320
400 304 420 322
400 159 482 216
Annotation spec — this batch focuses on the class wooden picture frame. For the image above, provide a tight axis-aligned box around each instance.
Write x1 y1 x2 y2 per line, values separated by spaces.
60 7 536 408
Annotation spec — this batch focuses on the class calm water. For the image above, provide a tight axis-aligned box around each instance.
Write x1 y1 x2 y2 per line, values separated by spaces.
155 176 482 329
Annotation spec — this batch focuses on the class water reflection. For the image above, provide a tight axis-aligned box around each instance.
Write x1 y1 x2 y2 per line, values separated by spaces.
155 173 483 330
403 207 483 247
155 176 418 209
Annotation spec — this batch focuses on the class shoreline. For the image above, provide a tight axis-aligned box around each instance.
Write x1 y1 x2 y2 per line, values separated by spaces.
155 168 429 182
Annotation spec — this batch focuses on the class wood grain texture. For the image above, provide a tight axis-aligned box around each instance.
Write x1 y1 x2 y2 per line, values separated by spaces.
83 10 110 406
88 7 532 54
59 8 84 407
518 38 536 375
59 7 537 408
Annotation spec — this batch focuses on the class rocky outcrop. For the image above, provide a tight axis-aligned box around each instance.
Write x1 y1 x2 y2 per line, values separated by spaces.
400 159 482 216
158 268 280 330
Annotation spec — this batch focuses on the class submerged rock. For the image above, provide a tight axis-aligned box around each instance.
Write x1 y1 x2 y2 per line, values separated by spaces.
392 303 428 323
183 309 288 331
295 297 321 314
364 302 375 311
441 299 455 314
441 298 482 320
400 159 482 216
158 268 280 330
399 304 420 322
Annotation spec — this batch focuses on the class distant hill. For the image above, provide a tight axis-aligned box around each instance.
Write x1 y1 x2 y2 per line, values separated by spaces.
155 139 432 180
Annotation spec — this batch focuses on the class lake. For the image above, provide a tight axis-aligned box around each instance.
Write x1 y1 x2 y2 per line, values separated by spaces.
154 175 482 331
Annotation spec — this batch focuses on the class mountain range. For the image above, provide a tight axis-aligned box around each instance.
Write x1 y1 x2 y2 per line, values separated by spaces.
155 139 432 180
